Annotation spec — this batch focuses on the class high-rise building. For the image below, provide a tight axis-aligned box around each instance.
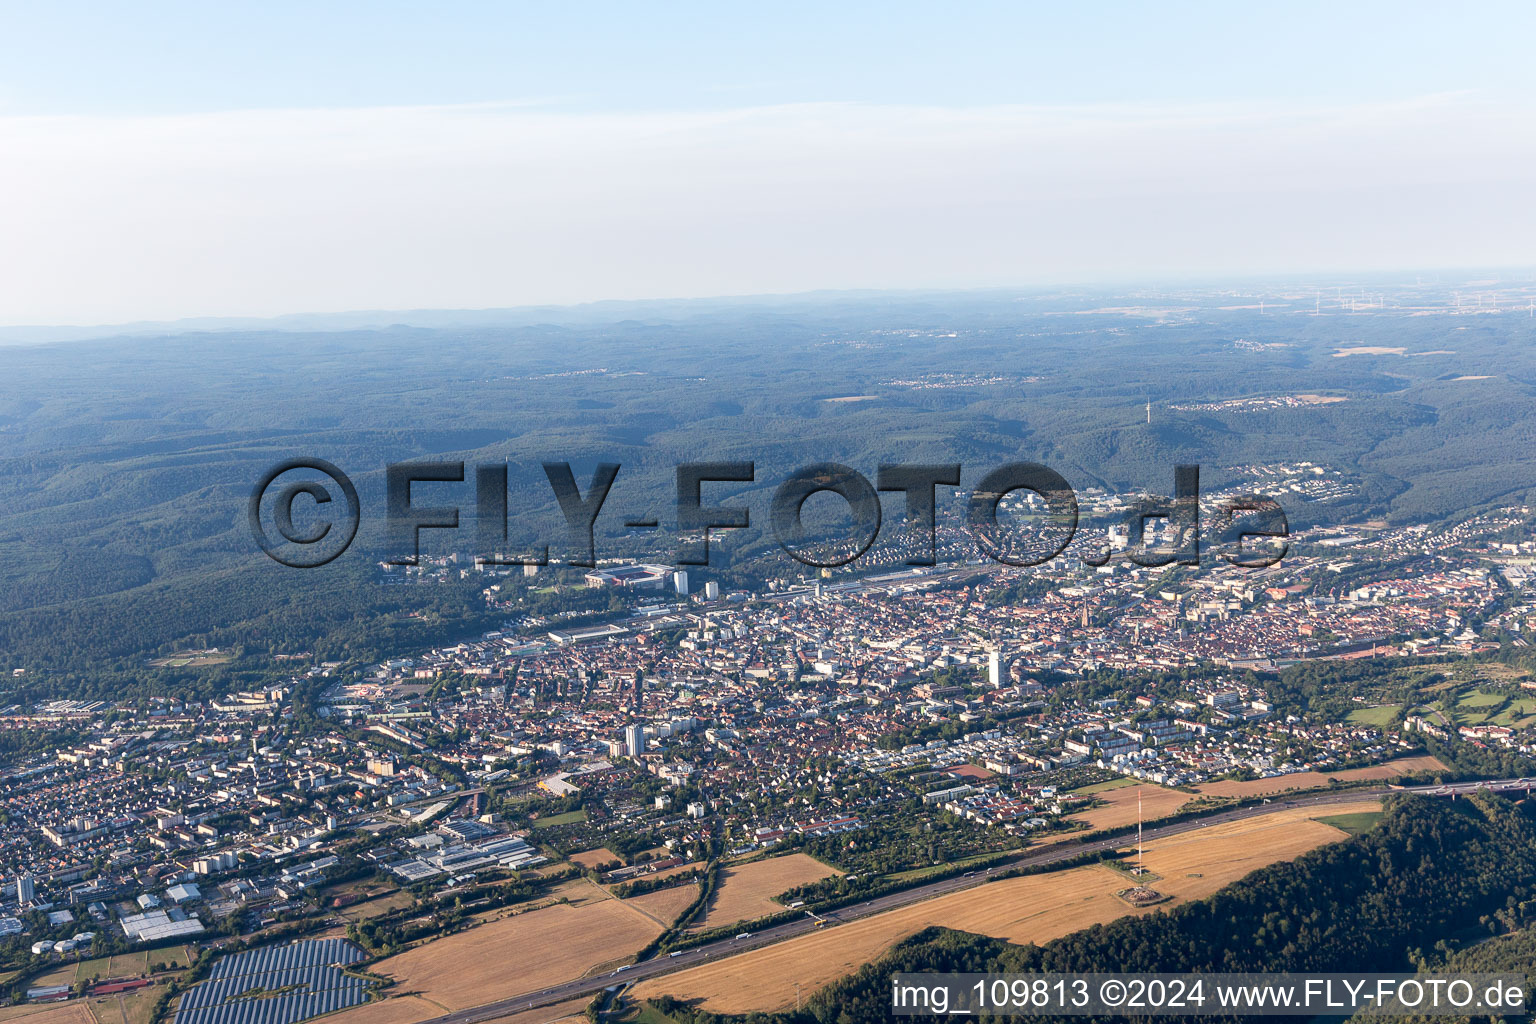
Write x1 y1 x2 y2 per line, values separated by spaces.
625 723 646 757
987 650 1002 687
704 580 720 600
673 570 690 595
16 874 35 905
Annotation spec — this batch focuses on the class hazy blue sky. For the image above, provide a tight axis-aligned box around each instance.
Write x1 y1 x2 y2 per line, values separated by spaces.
2 2 1533 323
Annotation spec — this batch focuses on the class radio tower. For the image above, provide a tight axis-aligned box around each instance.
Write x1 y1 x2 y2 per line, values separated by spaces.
1145 397 1151 425
1137 787 1144 875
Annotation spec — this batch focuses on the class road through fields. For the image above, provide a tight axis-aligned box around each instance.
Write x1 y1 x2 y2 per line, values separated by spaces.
414 778 1530 1024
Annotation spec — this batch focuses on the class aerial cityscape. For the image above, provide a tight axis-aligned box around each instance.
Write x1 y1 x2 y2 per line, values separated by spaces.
7 279 1536 1022
6 4 1536 1024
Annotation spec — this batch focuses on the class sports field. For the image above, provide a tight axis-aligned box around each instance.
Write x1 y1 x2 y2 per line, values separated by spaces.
633 799 1380 1013
531 809 588 829
693 853 840 930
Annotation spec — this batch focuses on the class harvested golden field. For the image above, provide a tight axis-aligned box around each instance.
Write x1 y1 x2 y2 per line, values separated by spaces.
547 877 610 907
625 882 701 927
373 897 663 1011
569 848 620 870
636 799 1380 1014
1195 755 1445 798
475 996 590 1024
634 861 704 886
309 995 445 1024
694 853 840 930
325 993 590 1024
0 1005 96 1024
1064 783 1193 830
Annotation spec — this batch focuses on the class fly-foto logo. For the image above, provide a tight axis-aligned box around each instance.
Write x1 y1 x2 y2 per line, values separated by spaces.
249 460 1289 570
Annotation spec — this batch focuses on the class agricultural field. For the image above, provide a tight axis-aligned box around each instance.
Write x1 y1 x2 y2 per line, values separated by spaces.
360 887 666 1018
147 947 198 973
475 997 591 1024
654 863 706 883
1194 755 1445 798
569 848 621 870
619 862 706 888
572 877 627 905
0 1005 96 1024
692 853 841 930
92 952 151 979
634 799 1381 1013
624 882 702 928
59 956 114 985
309 995 446 1024
22 965 80 992
1062 782 1192 830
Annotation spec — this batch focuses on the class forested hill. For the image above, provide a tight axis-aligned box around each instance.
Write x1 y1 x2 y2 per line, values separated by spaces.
5 284 1536 681
1346 928 1536 1023
668 794 1536 1024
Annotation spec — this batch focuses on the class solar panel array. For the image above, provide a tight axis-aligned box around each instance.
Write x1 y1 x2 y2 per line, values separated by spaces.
174 939 370 1024
207 939 364 979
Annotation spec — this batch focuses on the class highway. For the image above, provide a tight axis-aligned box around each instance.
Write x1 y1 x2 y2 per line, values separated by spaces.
416 776 1531 1023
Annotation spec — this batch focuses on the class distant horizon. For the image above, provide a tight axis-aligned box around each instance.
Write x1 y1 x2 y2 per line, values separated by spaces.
3 266 1535 345
7 5 1536 326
